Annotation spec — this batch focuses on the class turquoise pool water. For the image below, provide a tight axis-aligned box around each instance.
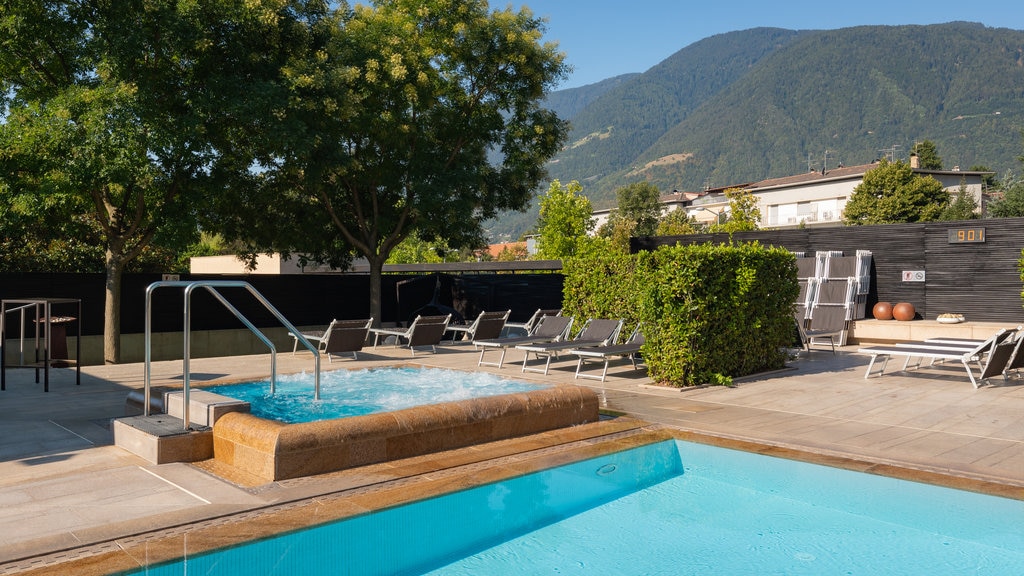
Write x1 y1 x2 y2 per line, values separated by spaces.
119 440 1024 575
203 367 544 423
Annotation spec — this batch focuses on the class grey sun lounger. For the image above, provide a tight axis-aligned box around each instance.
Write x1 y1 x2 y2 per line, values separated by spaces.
517 318 623 375
501 308 562 338
444 310 510 344
571 324 645 382
289 317 373 362
857 328 1017 388
370 314 451 356
475 314 574 369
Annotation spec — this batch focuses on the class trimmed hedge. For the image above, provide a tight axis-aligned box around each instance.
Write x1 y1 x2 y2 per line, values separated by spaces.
563 241 799 386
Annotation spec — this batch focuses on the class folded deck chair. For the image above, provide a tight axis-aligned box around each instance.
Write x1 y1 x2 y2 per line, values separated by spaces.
571 324 645 382
444 310 510 344
857 327 1016 388
321 318 373 362
517 318 623 375
475 314 573 369
502 308 561 338
370 314 451 356
795 304 847 354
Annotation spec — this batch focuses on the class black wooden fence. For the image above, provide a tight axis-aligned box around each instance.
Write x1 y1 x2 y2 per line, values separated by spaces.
0 272 564 337
632 218 1024 323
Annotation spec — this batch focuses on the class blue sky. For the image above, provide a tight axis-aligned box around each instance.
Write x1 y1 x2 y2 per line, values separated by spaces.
511 1 1024 89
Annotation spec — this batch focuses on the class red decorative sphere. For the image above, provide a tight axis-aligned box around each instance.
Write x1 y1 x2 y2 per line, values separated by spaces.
872 302 894 320
893 302 916 321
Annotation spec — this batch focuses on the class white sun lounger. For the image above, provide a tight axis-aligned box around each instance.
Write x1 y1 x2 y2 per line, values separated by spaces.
857 328 1016 388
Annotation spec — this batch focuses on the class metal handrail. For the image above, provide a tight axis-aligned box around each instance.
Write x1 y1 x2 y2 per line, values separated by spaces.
144 280 321 430
2 303 39 365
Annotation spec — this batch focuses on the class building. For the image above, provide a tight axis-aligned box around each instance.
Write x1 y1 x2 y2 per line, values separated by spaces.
590 188 726 231
596 160 992 230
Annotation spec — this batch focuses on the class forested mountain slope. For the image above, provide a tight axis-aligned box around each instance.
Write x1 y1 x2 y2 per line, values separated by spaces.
486 22 1024 241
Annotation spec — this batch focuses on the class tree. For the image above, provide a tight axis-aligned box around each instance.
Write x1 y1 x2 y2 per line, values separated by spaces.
968 165 999 190
0 0 300 362
603 182 662 235
535 180 594 260
709 188 760 233
985 135 1024 217
655 209 700 236
987 176 1024 217
844 160 949 225
213 0 568 325
939 180 979 220
911 140 943 169
597 181 661 251
494 244 528 261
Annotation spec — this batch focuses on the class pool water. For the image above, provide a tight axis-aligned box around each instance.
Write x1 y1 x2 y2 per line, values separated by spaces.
120 440 1024 575
203 367 544 423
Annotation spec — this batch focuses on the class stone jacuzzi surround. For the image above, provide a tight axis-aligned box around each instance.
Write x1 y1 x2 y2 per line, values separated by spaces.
213 385 600 482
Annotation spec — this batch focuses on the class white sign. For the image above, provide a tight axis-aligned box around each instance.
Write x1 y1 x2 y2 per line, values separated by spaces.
901 270 925 282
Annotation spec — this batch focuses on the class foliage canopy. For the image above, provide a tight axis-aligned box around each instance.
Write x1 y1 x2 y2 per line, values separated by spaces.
535 179 594 260
0 0 299 361
843 160 949 224
212 0 568 323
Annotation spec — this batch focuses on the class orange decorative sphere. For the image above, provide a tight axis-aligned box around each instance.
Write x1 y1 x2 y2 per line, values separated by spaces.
893 302 916 321
872 302 894 320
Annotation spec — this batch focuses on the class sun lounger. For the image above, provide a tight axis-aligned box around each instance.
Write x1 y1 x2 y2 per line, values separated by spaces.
1004 332 1024 378
321 318 373 362
923 337 987 346
444 310 510 343
571 324 645 382
475 315 574 368
857 328 1016 388
502 308 561 338
289 318 373 362
370 314 451 355
517 318 623 375
794 304 847 353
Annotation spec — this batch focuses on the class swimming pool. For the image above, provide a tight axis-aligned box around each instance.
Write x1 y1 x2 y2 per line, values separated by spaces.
203 367 545 423
119 439 1024 575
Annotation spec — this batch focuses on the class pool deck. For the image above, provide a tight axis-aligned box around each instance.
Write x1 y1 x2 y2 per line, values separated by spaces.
2 342 1024 574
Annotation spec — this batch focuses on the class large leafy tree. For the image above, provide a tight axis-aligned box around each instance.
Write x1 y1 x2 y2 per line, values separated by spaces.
843 160 949 225
214 0 568 324
535 179 594 260
0 0 305 363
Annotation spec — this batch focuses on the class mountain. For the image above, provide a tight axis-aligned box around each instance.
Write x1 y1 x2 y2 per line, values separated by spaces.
543 73 640 120
485 22 1024 241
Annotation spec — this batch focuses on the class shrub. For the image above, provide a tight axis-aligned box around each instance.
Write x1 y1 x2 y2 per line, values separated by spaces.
563 241 798 386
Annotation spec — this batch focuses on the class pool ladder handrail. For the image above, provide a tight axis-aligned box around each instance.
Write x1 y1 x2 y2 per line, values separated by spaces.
144 280 321 430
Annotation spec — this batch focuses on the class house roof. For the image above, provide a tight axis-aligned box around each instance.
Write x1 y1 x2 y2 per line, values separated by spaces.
749 163 877 190
485 241 525 258
679 162 994 197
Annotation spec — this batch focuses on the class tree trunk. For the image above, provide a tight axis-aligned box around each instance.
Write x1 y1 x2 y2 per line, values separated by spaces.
104 251 123 364
368 256 384 328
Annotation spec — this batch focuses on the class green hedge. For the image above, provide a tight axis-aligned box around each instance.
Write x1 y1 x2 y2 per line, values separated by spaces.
563 240 799 387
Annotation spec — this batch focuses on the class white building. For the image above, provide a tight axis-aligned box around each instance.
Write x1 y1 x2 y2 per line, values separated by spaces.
593 160 992 230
